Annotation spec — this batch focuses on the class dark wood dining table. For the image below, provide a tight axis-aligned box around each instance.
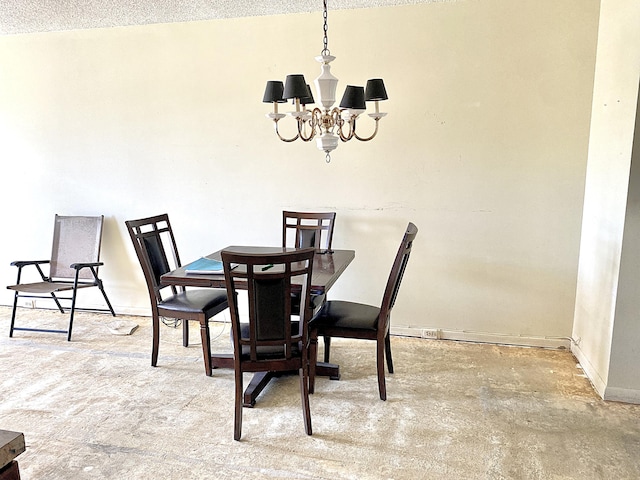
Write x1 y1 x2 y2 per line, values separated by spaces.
160 245 355 407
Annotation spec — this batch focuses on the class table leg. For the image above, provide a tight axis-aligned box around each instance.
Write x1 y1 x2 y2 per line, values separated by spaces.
315 361 340 380
243 372 275 408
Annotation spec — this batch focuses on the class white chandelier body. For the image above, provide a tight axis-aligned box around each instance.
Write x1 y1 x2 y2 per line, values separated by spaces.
263 0 388 162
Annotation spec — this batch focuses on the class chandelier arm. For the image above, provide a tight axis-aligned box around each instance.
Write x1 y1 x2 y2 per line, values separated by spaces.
274 120 300 142
353 118 381 142
336 112 356 142
298 111 321 142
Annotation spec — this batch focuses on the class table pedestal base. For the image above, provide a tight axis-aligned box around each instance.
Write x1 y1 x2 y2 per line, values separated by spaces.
211 355 340 408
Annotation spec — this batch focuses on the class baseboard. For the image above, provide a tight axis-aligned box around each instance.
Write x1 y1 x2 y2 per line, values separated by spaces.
570 343 607 399
391 325 572 349
603 387 640 404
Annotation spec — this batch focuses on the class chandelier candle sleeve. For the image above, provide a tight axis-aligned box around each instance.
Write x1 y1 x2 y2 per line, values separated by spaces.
262 0 388 162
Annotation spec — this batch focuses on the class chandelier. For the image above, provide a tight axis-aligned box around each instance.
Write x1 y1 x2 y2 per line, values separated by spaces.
262 0 388 162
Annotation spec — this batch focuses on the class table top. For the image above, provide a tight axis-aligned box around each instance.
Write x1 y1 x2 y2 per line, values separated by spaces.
161 246 355 295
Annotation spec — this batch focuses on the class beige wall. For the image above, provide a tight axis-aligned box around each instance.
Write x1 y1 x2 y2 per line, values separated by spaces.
0 1 599 345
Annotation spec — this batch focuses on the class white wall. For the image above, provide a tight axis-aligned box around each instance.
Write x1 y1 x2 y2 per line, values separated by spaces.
571 0 640 401
0 1 599 346
607 91 640 402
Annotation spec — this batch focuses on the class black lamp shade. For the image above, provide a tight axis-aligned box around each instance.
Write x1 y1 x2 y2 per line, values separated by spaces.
364 78 388 101
339 85 366 110
263 81 286 103
300 84 315 106
283 74 309 100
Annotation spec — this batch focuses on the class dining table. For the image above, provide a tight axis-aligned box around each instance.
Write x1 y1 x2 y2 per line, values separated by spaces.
160 245 355 407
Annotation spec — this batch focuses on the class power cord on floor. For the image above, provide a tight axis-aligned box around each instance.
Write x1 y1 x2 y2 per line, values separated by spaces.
161 317 181 328
160 316 228 343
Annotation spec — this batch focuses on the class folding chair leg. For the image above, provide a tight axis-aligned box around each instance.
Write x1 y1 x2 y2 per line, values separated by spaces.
96 279 116 317
49 292 65 313
67 283 80 341
9 291 19 338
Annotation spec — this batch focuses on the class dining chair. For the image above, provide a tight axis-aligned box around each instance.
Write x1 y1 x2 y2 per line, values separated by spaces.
282 211 336 252
221 247 316 441
309 222 418 400
125 214 228 376
8 215 115 341
282 211 336 316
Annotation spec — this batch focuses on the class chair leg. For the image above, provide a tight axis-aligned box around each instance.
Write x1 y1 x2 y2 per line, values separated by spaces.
299 366 312 435
234 368 244 441
49 292 65 314
199 316 213 377
308 332 318 394
323 335 331 363
183 319 189 347
385 332 394 374
151 313 160 367
66 281 80 341
9 291 19 338
95 276 116 317
377 339 387 401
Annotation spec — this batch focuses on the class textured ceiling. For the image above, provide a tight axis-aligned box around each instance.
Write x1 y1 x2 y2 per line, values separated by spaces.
0 0 438 36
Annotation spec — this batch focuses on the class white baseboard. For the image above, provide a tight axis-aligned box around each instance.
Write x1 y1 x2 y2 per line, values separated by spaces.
603 387 640 404
391 325 572 349
570 343 607 399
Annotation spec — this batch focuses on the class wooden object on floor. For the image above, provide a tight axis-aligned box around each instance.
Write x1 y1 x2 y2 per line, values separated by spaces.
0 430 25 480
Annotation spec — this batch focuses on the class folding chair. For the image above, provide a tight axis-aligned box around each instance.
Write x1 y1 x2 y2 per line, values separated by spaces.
8 215 116 341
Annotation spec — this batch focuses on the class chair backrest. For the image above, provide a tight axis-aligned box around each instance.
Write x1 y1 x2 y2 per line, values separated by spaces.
378 222 418 332
50 215 104 280
221 248 315 364
125 214 181 303
282 211 336 252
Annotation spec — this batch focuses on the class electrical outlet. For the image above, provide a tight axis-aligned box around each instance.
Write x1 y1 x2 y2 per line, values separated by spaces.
422 329 439 339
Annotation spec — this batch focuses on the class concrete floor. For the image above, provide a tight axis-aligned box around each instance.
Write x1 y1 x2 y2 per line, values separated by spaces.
1 306 639 479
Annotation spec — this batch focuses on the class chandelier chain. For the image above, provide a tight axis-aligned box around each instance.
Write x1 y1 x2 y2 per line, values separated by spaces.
322 0 330 56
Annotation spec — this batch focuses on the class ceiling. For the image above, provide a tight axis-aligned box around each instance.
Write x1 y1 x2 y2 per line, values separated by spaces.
0 0 436 36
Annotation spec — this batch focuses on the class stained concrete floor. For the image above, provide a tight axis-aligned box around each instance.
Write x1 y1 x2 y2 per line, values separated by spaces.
1 306 639 479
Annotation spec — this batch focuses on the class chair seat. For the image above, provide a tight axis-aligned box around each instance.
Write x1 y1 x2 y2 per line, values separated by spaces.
291 292 326 315
159 289 227 316
7 281 80 294
312 300 381 332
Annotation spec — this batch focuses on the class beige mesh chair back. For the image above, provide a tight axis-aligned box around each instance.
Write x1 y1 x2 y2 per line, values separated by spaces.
8 215 115 341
